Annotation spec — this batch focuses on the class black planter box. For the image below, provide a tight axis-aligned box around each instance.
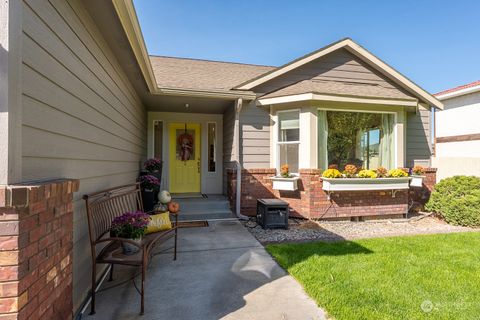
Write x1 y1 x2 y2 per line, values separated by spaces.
141 189 156 213
256 199 289 229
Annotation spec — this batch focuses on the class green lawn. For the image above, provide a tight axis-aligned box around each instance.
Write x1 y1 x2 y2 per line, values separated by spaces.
266 232 480 320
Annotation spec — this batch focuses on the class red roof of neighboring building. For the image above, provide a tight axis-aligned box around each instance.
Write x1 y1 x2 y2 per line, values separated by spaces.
435 80 480 96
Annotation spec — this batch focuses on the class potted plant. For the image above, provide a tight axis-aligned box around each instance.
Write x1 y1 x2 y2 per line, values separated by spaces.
410 165 425 187
269 164 300 191
110 211 150 255
138 175 160 212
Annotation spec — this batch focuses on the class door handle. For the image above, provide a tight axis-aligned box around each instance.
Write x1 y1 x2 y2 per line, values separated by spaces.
197 161 200 173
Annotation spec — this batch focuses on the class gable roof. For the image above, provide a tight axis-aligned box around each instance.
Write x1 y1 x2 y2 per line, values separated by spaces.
235 38 443 109
149 56 275 91
435 80 480 100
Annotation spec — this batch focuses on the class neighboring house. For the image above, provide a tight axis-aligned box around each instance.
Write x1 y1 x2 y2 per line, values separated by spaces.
0 0 442 318
433 81 480 181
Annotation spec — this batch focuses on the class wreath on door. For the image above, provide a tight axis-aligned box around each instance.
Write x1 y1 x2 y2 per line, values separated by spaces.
178 131 194 161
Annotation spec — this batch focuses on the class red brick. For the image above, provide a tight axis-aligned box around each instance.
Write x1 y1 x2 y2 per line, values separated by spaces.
0 236 18 251
38 233 55 251
38 210 54 224
0 281 18 297
0 297 18 313
0 251 19 266
0 266 18 281
0 208 18 221
29 225 45 243
0 222 19 236
29 200 47 215
17 295 37 320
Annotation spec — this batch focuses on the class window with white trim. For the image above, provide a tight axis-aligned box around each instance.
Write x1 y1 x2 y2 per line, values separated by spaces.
277 110 300 174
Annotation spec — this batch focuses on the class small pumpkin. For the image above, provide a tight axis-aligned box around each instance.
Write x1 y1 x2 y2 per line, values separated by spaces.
168 201 180 213
158 190 172 204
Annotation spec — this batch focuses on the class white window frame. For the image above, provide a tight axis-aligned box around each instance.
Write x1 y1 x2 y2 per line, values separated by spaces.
152 120 165 160
317 107 398 169
276 109 301 175
206 121 217 173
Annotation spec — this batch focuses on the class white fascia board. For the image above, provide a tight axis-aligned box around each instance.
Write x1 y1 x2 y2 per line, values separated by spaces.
435 85 480 101
257 93 418 107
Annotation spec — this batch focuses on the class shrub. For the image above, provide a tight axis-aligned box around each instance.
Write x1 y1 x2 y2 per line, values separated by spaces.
425 176 480 227
358 169 377 178
322 169 342 178
387 168 408 178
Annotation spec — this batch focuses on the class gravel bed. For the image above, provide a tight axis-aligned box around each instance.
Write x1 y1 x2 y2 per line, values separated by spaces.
244 215 477 244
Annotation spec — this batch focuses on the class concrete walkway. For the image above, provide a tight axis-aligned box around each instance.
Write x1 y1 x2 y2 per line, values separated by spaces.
85 220 325 320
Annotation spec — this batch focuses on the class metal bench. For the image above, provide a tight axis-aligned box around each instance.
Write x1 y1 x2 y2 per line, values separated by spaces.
83 183 178 315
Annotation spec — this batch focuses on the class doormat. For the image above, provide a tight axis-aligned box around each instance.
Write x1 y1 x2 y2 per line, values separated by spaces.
178 220 209 228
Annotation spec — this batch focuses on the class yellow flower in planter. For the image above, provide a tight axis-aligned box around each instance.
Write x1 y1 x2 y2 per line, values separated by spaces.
322 168 342 178
358 169 377 178
387 168 408 178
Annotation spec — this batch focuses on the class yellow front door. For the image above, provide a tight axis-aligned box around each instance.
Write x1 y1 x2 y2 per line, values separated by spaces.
169 123 201 193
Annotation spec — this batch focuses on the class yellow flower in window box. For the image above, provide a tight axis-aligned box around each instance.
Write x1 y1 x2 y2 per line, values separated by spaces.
322 169 342 178
387 168 408 178
358 169 377 178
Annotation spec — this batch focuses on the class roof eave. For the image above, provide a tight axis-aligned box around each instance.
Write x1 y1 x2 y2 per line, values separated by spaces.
112 0 159 94
157 87 257 100
435 84 480 101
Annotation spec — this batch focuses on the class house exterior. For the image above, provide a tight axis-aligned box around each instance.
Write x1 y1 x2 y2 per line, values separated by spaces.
432 81 480 181
0 0 442 318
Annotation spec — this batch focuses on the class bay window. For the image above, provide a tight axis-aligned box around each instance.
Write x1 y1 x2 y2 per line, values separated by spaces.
277 110 300 174
318 110 395 171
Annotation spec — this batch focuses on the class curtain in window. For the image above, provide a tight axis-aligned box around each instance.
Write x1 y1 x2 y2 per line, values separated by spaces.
379 114 394 169
318 110 328 169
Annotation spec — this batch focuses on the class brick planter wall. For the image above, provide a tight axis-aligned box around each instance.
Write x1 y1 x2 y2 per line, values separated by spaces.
0 179 79 320
408 168 437 207
227 168 436 219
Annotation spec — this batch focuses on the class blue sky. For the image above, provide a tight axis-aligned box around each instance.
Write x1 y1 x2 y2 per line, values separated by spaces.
133 0 480 93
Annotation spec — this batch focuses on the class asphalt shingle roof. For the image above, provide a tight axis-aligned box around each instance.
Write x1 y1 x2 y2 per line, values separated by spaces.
149 56 275 91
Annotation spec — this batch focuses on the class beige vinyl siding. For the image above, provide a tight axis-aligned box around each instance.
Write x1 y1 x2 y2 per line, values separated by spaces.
21 0 146 310
223 103 235 194
254 49 414 99
406 105 432 166
240 101 271 168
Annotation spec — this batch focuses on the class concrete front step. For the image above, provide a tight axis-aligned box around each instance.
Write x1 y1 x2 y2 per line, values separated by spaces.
173 195 236 221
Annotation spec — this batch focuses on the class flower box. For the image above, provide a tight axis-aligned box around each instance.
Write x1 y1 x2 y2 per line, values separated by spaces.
269 176 300 191
409 175 425 188
321 177 411 192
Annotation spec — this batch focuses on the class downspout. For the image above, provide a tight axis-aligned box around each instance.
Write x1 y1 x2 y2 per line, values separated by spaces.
234 98 249 220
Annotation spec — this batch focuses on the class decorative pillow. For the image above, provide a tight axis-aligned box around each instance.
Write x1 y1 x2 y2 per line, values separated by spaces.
145 212 172 234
